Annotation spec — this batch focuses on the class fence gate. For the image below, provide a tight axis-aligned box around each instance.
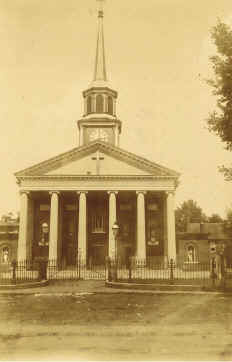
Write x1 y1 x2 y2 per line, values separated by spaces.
47 259 106 281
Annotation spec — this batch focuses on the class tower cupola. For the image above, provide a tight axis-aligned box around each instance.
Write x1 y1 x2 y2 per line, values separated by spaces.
77 0 121 147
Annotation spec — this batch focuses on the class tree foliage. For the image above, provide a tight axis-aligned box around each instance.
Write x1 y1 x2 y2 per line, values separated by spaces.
175 200 207 232
207 213 224 223
207 20 232 180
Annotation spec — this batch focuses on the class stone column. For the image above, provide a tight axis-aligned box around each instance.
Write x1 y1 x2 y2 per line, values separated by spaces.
113 98 116 116
77 191 88 264
166 191 176 262
136 191 146 259
84 96 87 115
115 126 119 147
93 94 97 113
108 191 118 258
163 193 168 267
49 191 60 261
18 191 30 261
103 94 107 113
27 197 34 261
79 126 84 147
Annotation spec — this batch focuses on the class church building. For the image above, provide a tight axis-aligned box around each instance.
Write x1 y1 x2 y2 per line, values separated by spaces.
15 5 180 267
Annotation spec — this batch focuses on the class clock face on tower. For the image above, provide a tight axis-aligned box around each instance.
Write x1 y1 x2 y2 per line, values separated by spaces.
89 128 109 142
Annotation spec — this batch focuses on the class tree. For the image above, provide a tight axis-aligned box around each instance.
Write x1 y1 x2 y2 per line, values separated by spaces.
175 200 207 233
208 213 224 223
224 207 232 237
207 20 232 180
0 212 19 223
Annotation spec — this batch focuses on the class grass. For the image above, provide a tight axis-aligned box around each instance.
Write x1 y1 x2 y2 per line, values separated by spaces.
0 292 232 360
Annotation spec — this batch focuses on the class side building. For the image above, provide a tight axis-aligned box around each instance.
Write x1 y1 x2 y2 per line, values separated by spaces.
177 222 231 264
0 216 19 264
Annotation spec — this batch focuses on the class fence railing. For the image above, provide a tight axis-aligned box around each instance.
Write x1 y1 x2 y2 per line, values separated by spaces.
0 260 39 285
0 258 107 284
106 257 230 288
0 257 230 287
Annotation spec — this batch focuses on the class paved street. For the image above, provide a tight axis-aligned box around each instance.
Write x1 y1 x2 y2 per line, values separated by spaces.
0 286 232 360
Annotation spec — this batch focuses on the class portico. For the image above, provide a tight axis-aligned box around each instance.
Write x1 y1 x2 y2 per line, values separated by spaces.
16 177 177 266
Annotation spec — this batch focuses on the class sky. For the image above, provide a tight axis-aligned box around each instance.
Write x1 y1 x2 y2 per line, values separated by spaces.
0 0 232 218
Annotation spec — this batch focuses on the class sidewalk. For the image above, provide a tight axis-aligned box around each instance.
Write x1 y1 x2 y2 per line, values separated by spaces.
0 280 231 295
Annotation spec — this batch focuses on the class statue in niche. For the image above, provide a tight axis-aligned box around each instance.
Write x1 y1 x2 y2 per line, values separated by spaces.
39 222 49 246
2 247 9 263
187 245 195 263
148 229 159 246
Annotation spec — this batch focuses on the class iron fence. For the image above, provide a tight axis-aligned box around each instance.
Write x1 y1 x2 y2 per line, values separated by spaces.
47 259 106 280
106 257 229 287
0 260 39 285
0 257 230 287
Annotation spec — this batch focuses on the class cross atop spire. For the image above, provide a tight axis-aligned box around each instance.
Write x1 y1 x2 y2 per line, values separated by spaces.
97 0 105 13
93 0 107 84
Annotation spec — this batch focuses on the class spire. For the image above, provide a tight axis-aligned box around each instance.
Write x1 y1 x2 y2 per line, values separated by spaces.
93 0 107 84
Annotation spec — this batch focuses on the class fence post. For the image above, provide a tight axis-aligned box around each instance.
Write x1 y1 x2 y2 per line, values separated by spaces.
115 258 118 282
105 257 112 282
128 257 132 282
37 258 48 281
220 254 226 290
110 258 117 282
210 257 217 288
169 258 174 285
77 249 81 279
11 259 17 285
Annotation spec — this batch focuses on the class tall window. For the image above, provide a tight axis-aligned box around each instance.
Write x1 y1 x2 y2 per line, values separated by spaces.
96 94 104 113
87 96 92 114
92 214 105 233
108 96 113 115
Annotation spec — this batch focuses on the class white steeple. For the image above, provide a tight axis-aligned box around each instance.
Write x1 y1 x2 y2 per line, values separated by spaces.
92 0 107 86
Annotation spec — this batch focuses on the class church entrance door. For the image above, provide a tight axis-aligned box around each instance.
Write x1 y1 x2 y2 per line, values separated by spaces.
88 195 108 265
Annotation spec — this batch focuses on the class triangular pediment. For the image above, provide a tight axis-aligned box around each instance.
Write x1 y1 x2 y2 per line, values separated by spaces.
15 141 179 178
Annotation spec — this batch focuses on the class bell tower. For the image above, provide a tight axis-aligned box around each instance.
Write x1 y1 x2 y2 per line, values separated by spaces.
77 0 121 147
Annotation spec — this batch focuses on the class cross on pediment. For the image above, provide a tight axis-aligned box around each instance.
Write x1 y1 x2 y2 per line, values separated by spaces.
91 151 104 175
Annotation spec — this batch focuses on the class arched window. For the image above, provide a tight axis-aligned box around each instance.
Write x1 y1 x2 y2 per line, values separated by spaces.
108 96 113 115
87 96 92 114
96 94 104 113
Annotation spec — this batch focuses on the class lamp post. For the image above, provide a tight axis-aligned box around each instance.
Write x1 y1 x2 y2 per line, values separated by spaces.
111 222 120 282
112 222 120 259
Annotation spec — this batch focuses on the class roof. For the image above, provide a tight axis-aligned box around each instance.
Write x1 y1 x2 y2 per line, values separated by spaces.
180 222 230 241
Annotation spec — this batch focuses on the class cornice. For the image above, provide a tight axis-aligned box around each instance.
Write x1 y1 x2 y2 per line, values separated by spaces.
77 118 122 130
83 87 118 98
17 175 177 181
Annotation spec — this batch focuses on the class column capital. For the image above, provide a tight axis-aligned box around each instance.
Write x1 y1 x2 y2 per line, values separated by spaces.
107 191 118 195
19 190 30 196
136 191 147 196
165 191 175 197
76 191 88 195
49 191 60 196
